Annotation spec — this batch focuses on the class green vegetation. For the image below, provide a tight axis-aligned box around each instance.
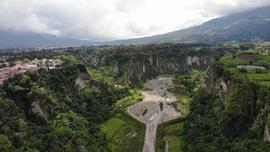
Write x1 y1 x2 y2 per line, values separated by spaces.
219 51 270 87
181 85 270 151
170 70 202 115
101 112 145 152
1 45 270 152
101 88 145 152
155 70 204 152
180 51 270 151
219 54 249 67
86 43 218 87
0 54 131 151
157 50 270 152
115 89 143 110
173 94 191 115
156 119 185 152
83 46 147 151
57 54 80 65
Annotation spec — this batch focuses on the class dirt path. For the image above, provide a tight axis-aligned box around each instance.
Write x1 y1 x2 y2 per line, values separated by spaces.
127 76 180 152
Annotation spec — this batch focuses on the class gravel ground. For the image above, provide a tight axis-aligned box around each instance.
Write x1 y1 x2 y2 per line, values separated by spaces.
127 76 181 152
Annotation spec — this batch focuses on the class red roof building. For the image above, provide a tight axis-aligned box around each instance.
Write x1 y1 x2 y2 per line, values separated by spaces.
238 54 256 61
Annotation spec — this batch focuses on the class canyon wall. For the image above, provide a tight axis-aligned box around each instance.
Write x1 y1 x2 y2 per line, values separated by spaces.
89 44 218 85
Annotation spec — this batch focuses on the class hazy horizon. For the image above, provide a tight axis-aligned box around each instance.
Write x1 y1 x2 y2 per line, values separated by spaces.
1 0 270 41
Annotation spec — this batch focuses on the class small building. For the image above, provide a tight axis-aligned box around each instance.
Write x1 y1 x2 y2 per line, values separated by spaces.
237 65 266 71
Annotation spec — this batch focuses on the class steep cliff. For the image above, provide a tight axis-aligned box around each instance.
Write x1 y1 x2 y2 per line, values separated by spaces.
181 60 270 151
89 44 218 86
201 64 232 103
203 62 270 141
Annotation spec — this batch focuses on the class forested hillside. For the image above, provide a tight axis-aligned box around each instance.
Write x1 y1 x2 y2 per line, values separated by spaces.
0 44 269 152
181 51 270 151
0 55 131 151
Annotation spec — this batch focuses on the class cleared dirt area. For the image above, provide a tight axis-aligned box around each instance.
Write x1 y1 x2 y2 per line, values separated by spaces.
127 76 181 152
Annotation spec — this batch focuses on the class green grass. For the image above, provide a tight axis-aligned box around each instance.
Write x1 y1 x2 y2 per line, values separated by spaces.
258 81 270 87
101 88 144 152
172 71 196 116
99 66 114 77
226 67 240 74
115 89 143 110
235 72 270 87
177 94 191 115
219 51 270 87
245 73 270 81
156 120 184 152
101 112 145 152
166 136 182 152
101 117 126 140
87 67 115 85
220 51 270 69
189 69 203 79
219 54 249 67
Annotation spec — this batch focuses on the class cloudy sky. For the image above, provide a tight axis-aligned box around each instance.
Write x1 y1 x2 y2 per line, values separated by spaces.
1 0 270 41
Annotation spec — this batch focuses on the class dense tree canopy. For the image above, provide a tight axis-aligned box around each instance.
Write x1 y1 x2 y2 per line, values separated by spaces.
0 59 130 151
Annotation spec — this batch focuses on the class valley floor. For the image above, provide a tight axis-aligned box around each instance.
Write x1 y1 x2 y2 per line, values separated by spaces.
128 76 181 152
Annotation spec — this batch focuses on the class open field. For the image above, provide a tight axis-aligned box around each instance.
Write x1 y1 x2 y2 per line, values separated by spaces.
156 120 184 152
101 88 145 152
101 112 145 152
219 52 270 87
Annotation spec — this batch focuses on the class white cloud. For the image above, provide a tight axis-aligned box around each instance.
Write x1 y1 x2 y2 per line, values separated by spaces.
0 0 270 40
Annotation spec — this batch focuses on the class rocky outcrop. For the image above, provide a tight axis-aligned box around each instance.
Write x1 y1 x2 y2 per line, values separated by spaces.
201 63 270 143
28 101 48 125
75 65 91 90
113 64 119 74
88 44 219 86
75 76 86 90
201 66 231 102
186 56 200 66
264 126 270 142
31 102 46 118
92 54 216 85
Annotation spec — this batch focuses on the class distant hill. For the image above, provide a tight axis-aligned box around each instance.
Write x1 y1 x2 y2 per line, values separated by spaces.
0 30 93 49
1 6 270 48
109 6 270 44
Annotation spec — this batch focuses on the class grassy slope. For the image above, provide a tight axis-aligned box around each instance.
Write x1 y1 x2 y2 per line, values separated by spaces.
87 63 146 152
101 112 145 152
100 89 145 152
219 51 270 87
156 119 185 152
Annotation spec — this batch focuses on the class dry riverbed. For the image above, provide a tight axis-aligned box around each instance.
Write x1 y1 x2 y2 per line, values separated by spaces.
127 76 181 152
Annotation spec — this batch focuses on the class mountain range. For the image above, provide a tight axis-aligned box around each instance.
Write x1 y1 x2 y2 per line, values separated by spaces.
1 5 270 48
112 5 270 44
0 30 93 49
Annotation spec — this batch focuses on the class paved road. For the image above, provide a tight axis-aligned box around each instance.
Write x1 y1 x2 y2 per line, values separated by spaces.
127 76 180 152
